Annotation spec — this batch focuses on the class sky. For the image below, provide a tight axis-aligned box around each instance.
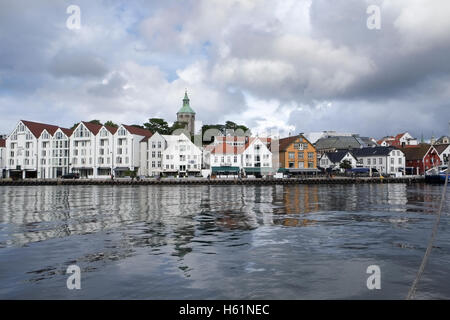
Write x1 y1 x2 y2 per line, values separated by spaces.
0 0 449 140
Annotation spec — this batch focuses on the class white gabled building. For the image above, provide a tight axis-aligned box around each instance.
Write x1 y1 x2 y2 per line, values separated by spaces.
144 132 166 177
70 121 100 178
206 137 273 177
352 147 406 176
319 151 358 170
159 133 202 177
0 138 6 178
5 120 71 179
434 144 450 166
113 125 152 177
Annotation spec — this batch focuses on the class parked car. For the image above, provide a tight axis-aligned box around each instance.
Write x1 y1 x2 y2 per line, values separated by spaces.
61 173 80 179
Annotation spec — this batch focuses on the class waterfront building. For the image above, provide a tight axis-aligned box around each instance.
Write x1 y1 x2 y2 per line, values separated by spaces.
70 121 108 178
351 147 406 176
142 132 166 177
177 90 196 137
5 120 72 179
67 121 152 179
113 125 152 177
278 134 318 175
314 135 376 154
436 136 450 145
400 144 441 175
161 133 202 177
319 151 358 170
0 138 6 178
378 132 418 147
434 144 450 166
205 137 273 177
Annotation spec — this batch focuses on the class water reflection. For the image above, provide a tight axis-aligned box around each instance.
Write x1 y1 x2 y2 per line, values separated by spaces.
0 183 449 299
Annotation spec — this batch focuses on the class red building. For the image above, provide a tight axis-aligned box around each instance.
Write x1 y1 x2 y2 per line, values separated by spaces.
400 144 441 175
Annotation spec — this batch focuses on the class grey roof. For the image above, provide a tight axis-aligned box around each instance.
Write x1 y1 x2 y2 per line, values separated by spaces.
323 151 352 163
351 146 399 157
315 136 362 151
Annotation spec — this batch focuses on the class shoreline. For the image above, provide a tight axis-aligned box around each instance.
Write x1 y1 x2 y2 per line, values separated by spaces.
0 176 426 186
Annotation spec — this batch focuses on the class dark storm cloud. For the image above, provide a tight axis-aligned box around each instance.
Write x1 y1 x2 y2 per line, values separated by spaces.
49 50 109 78
0 0 449 138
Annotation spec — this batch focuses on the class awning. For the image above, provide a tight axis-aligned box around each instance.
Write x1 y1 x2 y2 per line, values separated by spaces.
212 166 240 174
287 168 321 173
114 167 131 171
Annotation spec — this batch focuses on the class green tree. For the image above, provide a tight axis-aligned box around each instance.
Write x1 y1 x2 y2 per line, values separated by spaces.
340 160 352 170
70 123 80 130
104 121 119 128
89 120 102 125
144 118 171 134
169 121 187 134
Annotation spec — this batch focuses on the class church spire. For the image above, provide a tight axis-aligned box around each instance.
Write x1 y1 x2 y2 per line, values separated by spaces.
178 90 195 114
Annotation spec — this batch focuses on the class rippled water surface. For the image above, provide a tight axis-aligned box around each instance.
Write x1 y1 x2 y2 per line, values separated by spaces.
0 183 449 299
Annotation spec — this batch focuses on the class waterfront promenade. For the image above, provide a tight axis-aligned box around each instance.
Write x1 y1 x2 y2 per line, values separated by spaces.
0 176 425 186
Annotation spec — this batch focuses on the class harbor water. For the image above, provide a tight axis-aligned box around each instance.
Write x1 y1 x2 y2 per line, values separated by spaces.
0 183 449 299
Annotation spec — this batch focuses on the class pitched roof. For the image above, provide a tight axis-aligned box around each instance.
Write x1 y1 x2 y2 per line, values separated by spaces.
315 136 362 151
324 151 353 163
399 144 432 161
351 146 399 157
432 144 449 155
210 143 245 155
81 121 103 135
0 138 5 148
21 120 60 138
279 136 298 151
60 128 73 137
122 125 153 138
104 125 118 134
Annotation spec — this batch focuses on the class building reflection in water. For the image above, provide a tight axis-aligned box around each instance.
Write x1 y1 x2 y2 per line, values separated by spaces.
0 183 437 281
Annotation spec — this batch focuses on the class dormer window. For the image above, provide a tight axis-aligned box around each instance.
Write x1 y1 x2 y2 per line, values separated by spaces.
118 128 127 136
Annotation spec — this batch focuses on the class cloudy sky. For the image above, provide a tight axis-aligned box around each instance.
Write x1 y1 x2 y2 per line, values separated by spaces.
1 0 449 139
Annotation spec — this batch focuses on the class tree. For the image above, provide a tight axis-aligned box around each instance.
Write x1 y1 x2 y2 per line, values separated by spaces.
340 160 352 170
89 120 102 125
104 121 118 128
144 118 171 134
131 124 144 129
169 121 187 134
70 123 80 130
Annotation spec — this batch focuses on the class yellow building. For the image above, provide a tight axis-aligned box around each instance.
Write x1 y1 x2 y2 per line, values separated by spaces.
278 134 318 170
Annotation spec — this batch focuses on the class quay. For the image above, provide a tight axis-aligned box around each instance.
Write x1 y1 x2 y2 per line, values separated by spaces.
0 176 425 186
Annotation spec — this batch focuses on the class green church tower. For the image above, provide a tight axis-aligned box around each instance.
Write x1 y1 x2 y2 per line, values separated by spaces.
177 90 196 137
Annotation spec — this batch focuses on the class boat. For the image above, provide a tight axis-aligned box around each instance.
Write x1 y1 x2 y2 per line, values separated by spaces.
425 165 449 184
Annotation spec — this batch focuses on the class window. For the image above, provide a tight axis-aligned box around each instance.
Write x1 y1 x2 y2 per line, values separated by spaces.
152 151 156 157
390 158 394 165
289 162 295 168
379 158 382 164
288 152 295 160
398 158 402 164
234 156 237 163
158 141 161 148
368 159 371 165
308 162 314 168
308 152 314 160
298 152 304 160
118 128 127 136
